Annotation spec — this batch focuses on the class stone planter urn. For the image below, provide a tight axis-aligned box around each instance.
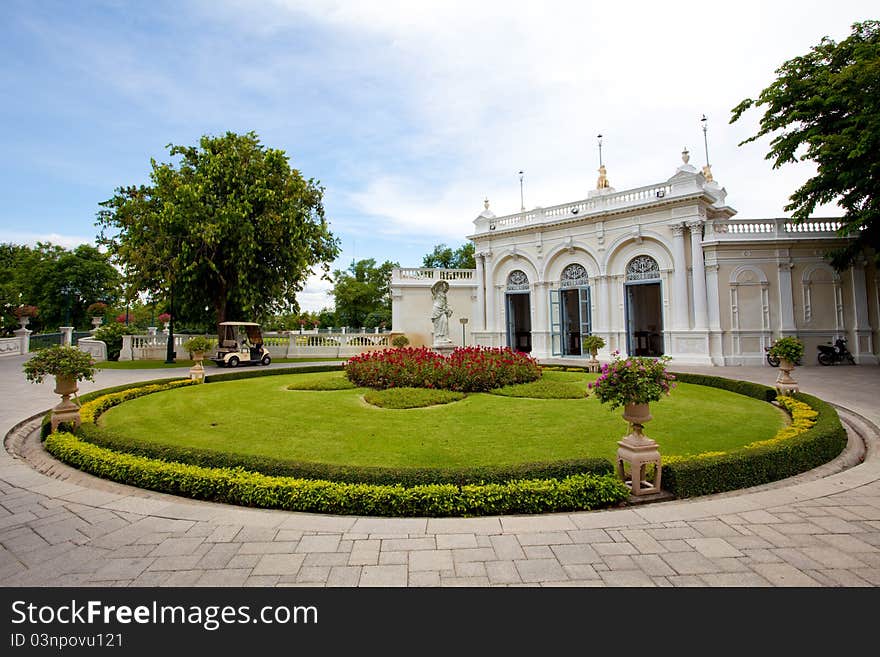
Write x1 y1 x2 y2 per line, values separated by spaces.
18 316 29 329
189 351 206 383
91 316 104 329
615 402 662 495
775 358 799 395
51 374 82 432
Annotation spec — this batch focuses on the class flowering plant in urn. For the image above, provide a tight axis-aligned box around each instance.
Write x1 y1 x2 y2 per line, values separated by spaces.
589 351 675 410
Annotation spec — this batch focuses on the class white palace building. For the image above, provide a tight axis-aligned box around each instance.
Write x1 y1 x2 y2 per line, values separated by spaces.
390 151 879 366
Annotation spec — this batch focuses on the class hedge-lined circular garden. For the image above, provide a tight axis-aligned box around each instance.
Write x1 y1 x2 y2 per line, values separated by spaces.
40 364 848 516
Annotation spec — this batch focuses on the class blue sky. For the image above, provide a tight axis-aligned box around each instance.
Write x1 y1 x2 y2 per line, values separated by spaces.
1 0 873 311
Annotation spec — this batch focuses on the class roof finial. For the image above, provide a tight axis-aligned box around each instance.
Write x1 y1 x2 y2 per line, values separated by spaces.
483 197 490 211
682 148 690 164
700 114 714 182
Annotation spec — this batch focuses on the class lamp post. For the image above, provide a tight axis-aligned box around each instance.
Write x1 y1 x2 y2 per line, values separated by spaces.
164 285 176 364
459 317 468 346
518 171 524 212
700 114 710 168
597 134 604 167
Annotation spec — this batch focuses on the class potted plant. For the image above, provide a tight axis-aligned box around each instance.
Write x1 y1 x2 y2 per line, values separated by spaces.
589 351 674 494
582 334 606 363
13 304 38 328
768 336 804 393
23 345 96 432
183 335 214 382
391 334 410 348
87 302 107 329
158 312 171 333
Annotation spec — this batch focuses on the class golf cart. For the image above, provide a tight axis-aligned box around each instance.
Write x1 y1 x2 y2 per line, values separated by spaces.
211 321 272 368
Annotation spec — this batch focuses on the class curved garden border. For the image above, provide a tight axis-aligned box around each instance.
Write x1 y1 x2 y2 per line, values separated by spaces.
39 365 847 517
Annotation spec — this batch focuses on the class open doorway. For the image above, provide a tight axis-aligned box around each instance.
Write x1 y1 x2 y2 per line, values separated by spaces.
506 293 531 353
625 282 663 356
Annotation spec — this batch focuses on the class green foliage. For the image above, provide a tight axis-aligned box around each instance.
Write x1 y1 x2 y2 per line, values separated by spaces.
92 322 139 361
581 334 606 354
331 258 398 328
204 364 343 383
0 242 121 333
363 387 466 408
96 131 340 329
46 431 629 516
768 336 805 364
588 353 675 410
23 345 96 384
182 335 214 354
491 379 587 399
422 242 476 269
669 372 777 402
391 334 410 347
730 20 880 268
662 393 846 497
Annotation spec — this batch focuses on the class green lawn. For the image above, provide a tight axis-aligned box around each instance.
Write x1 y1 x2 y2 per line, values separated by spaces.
98 370 787 468
97 357 342 369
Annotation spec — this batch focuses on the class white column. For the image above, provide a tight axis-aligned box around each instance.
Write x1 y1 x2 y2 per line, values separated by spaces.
777 258 796 332
475 254 486 331
687 220 708 330
705 264 721 331
671 223 689 330
595 275 610 335
60 326 74 346
850 256 876 363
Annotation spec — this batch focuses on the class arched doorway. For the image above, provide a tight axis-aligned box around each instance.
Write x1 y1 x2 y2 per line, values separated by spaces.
505 270 531 353
624 256 663 356
550 264 592 356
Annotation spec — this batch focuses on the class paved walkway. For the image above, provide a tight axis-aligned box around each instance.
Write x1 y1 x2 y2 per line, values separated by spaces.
1 355 879 587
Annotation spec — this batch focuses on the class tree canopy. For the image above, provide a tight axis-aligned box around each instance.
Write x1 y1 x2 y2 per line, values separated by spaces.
331 258 398 328
421 242 475 269
1 242 121 333
730 20 880 268
96 131 340 333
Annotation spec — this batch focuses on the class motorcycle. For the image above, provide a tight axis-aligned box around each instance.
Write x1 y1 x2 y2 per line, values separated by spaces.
817 337 856 366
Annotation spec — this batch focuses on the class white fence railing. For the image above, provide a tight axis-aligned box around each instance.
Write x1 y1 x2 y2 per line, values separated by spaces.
117 331 397 361
709 218 843 240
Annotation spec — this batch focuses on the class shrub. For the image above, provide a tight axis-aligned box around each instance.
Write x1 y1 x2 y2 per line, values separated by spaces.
768 336 805 364
345 346 541 392
23 345 96 384
45 431 630 517
588 351 675 410
364 387 466 408
391 334 410 348
92 323 139 361
581 334 606 355
87 302 108 316
182 335 214 354
14 304 39 318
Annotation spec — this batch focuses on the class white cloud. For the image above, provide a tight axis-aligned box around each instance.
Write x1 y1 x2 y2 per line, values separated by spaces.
296 272 334 313
0 231 95 249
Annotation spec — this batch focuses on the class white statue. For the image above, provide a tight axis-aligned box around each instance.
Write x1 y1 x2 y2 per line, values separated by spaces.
431 280 453 344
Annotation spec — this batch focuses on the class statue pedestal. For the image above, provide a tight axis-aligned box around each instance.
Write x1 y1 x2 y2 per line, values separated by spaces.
432 343 455 358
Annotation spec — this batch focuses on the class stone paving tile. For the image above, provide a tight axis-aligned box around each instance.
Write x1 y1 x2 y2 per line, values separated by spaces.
455 562 487 578
602 555 638 570
303 552 350 567
436 534 478 550
226 554 261 569
196 542 241 569
149 537 205 557
685 538 744 558
699 572 772 587
667 575 708 587
619 529 667 554
633 554 677 577
296 534 340 553
658 539 692 552
688 520 743 538
599 570 656 586
815 533 879 553
750 563 823 586
205 525 242 542
725 535 774 550
92 557 155 581
851 568 880 586
551 544 602 565
245 575 281 587
567 529 613 543
561 564 600 580
297 566 331 583
252 553 306 576
409 550 453 572
441 576 490 587
593 542 638 556
238 541 299 554
407 571 441 587
382 537 435 552
348 539 380 566
360 565 407 587
522 546 554 559
516 531 572 546
489 535 524 560
514 558 567 583
131 571 172 586
661 551 723 575
327 566 362 587
146 555 203 571
486 561 521 584
452 547 496 563
195 569 251 586
646 526 702 541
235 527 278 542
379 551 407 565
798 547 869 569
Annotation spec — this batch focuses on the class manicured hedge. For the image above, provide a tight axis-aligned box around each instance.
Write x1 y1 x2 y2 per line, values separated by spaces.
45 432 630 517
205 364 343 383
661 392 846 497
668 372 777 402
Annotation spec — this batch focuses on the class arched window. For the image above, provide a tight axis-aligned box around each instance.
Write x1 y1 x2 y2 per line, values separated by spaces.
506 270 530 292
560 263 589 288
626 256 660 282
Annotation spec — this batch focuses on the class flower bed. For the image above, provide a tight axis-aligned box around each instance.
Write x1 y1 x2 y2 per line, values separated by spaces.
345 346 541 392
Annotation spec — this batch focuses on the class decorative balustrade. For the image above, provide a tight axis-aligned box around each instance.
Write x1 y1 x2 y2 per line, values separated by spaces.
395 268 476 281
709 218 843 240
476 183 674 234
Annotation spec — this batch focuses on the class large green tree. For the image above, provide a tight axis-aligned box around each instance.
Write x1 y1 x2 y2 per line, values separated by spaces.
421 242 475 269
730 20 880 268
331 258 398 328
96 131 340 334
1 242 121 332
